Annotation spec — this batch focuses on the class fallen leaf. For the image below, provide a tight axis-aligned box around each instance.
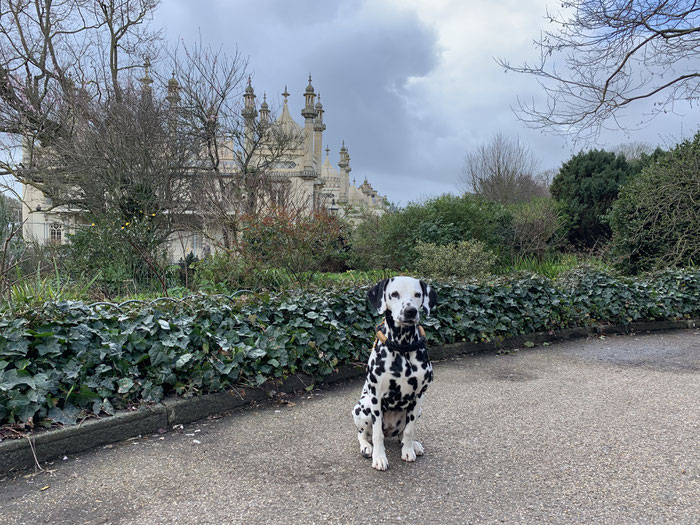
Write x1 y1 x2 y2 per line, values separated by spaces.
40 485 50 491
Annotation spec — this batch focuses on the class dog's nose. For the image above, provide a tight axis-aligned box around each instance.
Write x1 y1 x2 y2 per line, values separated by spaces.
404 306 418 319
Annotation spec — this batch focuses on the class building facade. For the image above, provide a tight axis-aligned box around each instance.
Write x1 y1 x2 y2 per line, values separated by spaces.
21 75 387 258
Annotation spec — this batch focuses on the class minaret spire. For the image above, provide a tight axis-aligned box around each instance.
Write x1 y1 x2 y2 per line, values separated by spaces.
259 92 270 122
301 75 318 173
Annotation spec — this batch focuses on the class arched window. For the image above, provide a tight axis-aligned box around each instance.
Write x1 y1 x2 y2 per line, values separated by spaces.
49 223 62 244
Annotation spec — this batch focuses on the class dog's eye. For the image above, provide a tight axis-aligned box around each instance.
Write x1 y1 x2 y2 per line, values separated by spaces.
415 292 421 298
390 292 399 299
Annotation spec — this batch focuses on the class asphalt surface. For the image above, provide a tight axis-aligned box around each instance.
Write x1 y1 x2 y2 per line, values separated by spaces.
1 330 698 524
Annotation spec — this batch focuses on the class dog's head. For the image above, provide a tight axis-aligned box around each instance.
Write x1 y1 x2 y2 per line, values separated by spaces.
367 276 437 326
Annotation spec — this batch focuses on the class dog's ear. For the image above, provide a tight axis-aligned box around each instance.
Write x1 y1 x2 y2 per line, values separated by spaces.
420 280 437 315
367 279 389 314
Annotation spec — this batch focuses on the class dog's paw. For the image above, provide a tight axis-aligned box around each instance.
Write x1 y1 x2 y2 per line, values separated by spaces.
413 440 424 456
372 453 389 471
360 443 373 458
401 443 417 462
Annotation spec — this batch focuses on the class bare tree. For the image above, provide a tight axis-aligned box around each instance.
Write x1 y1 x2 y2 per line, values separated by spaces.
170 41 305 253
0 0 166 210
459 132 547 203
0 190 24 302
612 141 655 161
498 1 700 140
0 0 159 151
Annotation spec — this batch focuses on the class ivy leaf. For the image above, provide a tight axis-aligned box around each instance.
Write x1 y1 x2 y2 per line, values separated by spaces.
247 348 266 359
0 369 35 391
48 405 81 425
117 377 134 394
175 353 193 369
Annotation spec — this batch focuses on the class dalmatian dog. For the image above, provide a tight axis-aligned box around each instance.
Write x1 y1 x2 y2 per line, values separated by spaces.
353 276 437 471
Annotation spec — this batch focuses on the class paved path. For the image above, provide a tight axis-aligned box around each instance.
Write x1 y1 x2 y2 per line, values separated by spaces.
1 330 699 524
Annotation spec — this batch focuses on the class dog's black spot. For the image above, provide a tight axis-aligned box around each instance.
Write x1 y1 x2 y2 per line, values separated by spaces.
390 356 403 377
355 407 361 415
375 355 386 375
408 377 418 391
374 409 380 416
363 407 371 415
371 397 377 404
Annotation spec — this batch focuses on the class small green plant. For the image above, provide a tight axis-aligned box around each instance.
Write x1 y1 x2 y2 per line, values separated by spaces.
506 253 608 279
7 260 100 311
414 240 497 279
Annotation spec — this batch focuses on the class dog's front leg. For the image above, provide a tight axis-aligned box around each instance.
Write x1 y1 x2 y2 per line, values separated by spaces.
401 397 424 462
370 403 388 471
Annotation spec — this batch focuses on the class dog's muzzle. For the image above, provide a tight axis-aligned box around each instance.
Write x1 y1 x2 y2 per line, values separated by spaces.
401 306 419 323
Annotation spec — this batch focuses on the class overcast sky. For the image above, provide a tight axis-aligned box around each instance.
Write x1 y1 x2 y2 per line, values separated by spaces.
154 0 697 206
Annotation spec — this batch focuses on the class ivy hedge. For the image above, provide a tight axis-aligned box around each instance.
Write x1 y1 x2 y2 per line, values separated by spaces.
1 268 699 427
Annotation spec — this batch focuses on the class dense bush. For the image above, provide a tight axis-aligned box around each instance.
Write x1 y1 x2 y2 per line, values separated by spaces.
64 217 169 297
507 197 566 260
1 268 699 427
347 212 389 270
414 240 497 279
551 149 638 249
608 132 700 274
241 209 349 277
350 194 513 269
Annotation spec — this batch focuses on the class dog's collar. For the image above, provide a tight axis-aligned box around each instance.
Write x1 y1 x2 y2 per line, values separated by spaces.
376 325 426 354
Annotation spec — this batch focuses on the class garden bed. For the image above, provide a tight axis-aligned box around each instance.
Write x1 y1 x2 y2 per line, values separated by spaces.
1 268 699 429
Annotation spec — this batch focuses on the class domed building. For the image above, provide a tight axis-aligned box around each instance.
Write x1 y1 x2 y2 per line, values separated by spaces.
20 74 387 259
237 75 387 219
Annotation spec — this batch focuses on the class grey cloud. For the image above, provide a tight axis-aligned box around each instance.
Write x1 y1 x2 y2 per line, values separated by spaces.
155 1 691 205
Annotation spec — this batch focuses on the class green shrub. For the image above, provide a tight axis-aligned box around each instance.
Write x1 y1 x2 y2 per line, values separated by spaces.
551 149 638 249
1 267 698 427
414 240 496 279
608 132 700 273
350 194 513 270
192 252 246 293
347 212 391 270
64 217 169 297
241 209 349 278
507 197 567 260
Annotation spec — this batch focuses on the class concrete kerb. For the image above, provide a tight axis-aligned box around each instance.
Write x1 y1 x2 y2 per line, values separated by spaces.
1 318 697 474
